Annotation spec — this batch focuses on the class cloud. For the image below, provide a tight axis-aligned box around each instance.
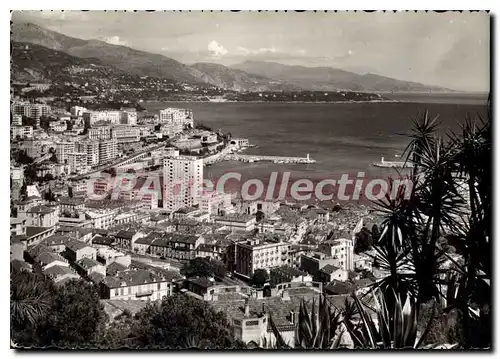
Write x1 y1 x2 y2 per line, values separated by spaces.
103 36 128 46
208 40 228 58
236 46 280 55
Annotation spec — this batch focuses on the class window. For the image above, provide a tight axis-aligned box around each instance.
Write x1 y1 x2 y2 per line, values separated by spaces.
114 289 119 296
157 282 161 290
120 288 124 296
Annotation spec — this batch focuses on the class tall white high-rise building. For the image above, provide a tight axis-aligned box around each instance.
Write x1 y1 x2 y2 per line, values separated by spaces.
56 141 76 164
163 156 203 212
98 139 118 165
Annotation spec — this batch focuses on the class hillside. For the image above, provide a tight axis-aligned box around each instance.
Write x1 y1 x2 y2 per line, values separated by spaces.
11 22 452 93
231 60 451 93
11 22 207 85
11 41 120 83
190 62 300 92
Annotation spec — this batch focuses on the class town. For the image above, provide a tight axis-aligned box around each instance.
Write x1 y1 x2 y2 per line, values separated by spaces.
10 90 386 347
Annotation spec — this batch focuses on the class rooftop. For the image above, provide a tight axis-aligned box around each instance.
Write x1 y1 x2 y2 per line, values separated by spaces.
320 264 341 274
66 240 92 252
75 257 102 270
102 268 178 288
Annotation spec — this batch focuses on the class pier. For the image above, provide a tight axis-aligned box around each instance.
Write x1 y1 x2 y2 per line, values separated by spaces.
372 156 414 169
222 153 316 164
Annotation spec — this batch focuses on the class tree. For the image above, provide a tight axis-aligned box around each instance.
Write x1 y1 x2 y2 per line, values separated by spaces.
180 257 214 278
251 269 269 288
130 294 241 349
354 227 372 254
35 280 108 348
10 269 55 332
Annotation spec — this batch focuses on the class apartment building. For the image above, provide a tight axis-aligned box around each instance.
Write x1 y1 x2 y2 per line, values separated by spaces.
163 156 203 212
11 125 33 140
12 114 22 126
318 238 354 271
215 214 256 232
56 141 76 164
111 125 141 143
83 110 121 127
85 209 117 229
98 139 118 164
24 205 59 227
11 102 51 118
49 121 67 132
198 191 232 216
159 108 194 134
119 109 138 125
76 140 100 166
100 269 181 301
233 239 291 279
67 152 89 174
70 106 87 117
88 126 112 141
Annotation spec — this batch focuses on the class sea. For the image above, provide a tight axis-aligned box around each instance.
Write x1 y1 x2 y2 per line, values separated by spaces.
143 93 488 191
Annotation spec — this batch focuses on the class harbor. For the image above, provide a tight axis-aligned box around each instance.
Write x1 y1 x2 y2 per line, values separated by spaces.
223 153 316 164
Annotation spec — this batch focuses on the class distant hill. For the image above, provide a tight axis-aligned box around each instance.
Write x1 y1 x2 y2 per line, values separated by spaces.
11 22 207 85
190 62 301 92
11 22 452 93
231 60 452 93
11 41 121 83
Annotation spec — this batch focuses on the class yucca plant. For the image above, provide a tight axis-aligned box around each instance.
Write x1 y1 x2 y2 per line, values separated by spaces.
343 287 434 349
264 294 343 349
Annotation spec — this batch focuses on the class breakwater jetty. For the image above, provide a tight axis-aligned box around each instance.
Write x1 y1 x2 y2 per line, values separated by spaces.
372 157 413 169
223 153 316 164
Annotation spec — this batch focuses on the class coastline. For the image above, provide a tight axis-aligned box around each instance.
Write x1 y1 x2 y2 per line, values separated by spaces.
143 99 400 105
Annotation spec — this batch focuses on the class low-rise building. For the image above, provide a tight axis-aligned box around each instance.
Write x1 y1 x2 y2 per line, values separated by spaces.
215 214 256 232
65 241 97 263
74 257 106 277
233 238 291 279
300 252 341 281
24 205 59 227
100 269 181 301
269 266 312 286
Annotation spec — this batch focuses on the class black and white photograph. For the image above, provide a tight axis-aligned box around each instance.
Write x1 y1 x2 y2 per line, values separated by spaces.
9 10 491 350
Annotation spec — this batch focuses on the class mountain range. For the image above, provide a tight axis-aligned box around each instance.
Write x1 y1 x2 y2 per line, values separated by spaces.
11 22 452 93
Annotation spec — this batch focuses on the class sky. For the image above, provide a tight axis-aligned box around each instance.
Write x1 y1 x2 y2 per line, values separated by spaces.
11 10 490 91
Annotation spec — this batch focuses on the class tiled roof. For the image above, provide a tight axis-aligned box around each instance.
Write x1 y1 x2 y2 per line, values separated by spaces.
27 205 56 215
66 240 91 252
37 251 66 266
106 261 128 276
26 226 51 238
134 236 156 245
41 235 70 247
320 264 341 274
115 230 136 239
43 264 74 278
75 257 101 269
92 236 114 246
102 269 175 288
88 272 105 284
